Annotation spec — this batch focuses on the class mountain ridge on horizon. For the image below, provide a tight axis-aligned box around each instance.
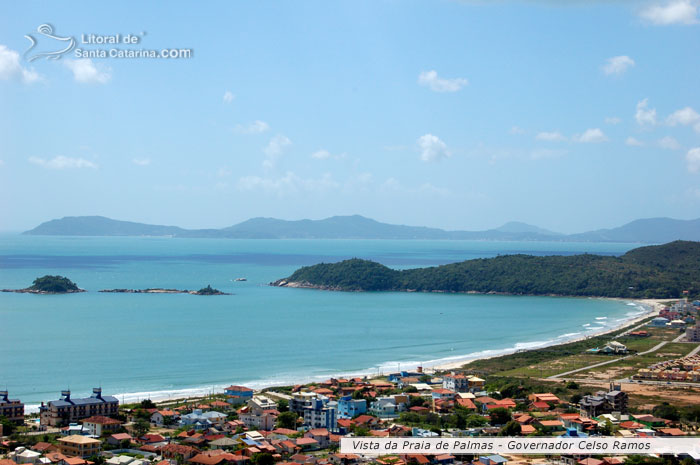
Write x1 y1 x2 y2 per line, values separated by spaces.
21 214 700 243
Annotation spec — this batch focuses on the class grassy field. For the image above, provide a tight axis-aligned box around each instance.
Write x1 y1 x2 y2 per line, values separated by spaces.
570 342 699 380
463 316 696 380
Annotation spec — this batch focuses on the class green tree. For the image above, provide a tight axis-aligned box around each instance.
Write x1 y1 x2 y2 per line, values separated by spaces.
500 421 522 436
276 411 298 430
277 399 289 413
354 426 370 437
133 419 150 437
140 399 156 409
251 453 275 465
489 407 511 426
0 416 15 436
652 403 680 422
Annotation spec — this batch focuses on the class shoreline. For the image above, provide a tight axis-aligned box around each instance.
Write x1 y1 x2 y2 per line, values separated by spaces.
431 297 664 371
23 297 664 414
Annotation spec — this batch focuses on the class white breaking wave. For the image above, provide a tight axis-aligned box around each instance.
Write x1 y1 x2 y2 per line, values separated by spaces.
24 300 654 414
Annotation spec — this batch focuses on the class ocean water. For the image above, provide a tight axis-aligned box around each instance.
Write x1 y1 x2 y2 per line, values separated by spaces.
0 235 648 410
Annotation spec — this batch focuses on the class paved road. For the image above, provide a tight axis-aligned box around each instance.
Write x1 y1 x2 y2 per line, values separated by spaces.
688 342 700 357
548 336 700 380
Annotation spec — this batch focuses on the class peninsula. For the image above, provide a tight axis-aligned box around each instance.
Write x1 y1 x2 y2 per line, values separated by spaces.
272 240 700 299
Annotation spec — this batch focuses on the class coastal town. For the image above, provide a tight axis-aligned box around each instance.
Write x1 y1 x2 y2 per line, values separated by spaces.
2 300 700 465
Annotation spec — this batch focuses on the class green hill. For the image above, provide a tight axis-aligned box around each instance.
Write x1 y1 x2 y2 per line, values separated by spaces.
28 275 81 293
273 241 700 298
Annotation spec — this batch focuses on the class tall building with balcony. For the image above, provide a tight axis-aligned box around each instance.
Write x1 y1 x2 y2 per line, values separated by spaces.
40 388 119 427
0 391 25 425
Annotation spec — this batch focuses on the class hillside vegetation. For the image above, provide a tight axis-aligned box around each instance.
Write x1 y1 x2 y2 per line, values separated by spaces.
29 275 81 293
274 241 700 298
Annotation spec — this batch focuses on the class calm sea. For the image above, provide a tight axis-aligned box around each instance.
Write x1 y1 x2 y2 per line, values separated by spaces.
0 235 646 410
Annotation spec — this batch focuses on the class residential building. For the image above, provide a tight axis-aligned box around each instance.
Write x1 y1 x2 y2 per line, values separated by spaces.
468 376 486 392
442 374 469 393
579 384 628 418
151 410 179 426
296 396 337 431
686 325 700 342
0 390 24 425
106 433 132 447
650 317 670 327
224 386 253 406
304 429 330 449
80 415 122 436
337 396 366 419
40 389 119 427
179 409 227 429
369 398 400 418
289 392 321 414
602 341 627 354
239 396 278 431
57 435 101 458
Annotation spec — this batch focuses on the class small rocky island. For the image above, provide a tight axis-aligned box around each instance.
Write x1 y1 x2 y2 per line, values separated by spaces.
100 285 229 295
1 275 86 294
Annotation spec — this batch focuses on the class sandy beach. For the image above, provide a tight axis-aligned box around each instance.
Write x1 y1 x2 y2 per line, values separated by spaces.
430 298 666 372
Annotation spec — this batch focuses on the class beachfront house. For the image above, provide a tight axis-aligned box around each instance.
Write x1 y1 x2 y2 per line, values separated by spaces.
225 386 254 406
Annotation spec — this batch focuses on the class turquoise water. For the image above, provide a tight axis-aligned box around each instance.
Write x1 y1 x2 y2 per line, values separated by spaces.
0 235 647 409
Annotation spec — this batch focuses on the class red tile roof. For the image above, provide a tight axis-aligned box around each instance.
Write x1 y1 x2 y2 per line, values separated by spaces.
81 415 122 425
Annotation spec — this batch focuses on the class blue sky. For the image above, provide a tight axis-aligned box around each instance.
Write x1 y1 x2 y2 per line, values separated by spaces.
1 0 699 233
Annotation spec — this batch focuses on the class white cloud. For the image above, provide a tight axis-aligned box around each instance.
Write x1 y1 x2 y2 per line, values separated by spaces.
0 45 40 83
223 90 235 103
509 126 526 135
574 128 608 143
418 70 468 92
530 148 568 160
635 98 657 126
237 171 339 195
666 106 700 131
417 134 451 162
602 56 635 76
217 167 232 178
536 131 566 142
687 147 700 173
605 117 622 125
310 149 346 160
658 136 681 150
132 158 151 166
29 156 97 169
639 0 699 25
626 136 644 146
234 120 270 134
64 59 111 84
264 134 292 157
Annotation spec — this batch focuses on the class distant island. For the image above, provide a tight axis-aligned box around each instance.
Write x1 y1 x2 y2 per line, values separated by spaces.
21 214 700 243
1 275 85 294
100 285 229 295
272 240 700 299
